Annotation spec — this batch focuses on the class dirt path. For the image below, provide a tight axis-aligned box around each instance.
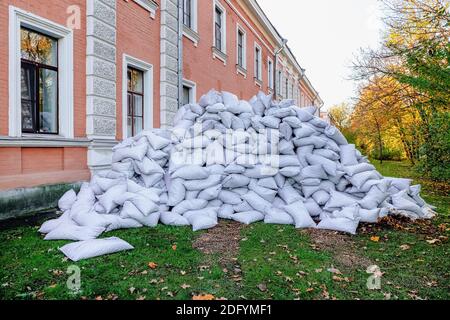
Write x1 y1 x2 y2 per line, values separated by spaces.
193 220 243 267
303 229 373 271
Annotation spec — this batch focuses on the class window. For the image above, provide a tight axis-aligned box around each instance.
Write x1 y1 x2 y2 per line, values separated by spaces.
237 29 245 68
182 79 197 106
291 83 294 99
254 44 262 81
20 28 58 134
183 0 192 28
277 70 282 95
183 86 191 106
214 7 223 51
285 77 289 98
268 58 274 89
127 67 144 137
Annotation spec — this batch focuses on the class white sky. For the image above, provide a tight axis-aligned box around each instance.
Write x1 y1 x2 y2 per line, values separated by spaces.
257 0 384 110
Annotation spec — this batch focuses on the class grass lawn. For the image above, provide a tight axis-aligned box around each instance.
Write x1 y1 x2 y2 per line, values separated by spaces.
0 161 448 300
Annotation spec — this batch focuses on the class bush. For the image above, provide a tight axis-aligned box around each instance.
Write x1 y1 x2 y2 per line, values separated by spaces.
370 148 404 161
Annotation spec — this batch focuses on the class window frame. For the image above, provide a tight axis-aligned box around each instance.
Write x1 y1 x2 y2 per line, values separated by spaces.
183 0 192 28
20 27 59 134
122 54 154 139
267 57 274 90
182 79 197 105
9 6 73 138
236 24 246 70
127 67 144 137
254 42 262 81
213 1 226 54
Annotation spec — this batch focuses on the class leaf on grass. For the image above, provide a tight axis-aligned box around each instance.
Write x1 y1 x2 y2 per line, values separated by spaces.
193 294 215 300
370 236 380 242
171 244 177 251
148 262 158 269
257 283 267 292
129 287 136 294
400 244 410 250
180 283 191 289
426 239 440 244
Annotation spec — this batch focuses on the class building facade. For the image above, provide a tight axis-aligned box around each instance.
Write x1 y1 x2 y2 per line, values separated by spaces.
0 0 323 217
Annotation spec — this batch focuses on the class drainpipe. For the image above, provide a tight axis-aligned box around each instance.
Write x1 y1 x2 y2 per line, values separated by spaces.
273 38 287 99
178 0 184 108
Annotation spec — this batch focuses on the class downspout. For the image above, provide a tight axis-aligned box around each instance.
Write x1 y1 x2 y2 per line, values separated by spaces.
177 0 184 108
273 39 287 99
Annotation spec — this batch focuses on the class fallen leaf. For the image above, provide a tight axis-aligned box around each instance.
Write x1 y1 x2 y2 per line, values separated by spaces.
171 245 177 251
180 270 186 275
257 283 267 292
180 283 191 289
148 262 158 269
95 296 103 300
136 296 146 300
129 287 136 294
327 267 342 274
370 236 380 242
426 239 440 244
193 294 215 300
400 244 410 250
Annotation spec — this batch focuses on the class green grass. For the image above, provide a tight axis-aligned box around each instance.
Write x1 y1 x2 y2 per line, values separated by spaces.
0 161 448 300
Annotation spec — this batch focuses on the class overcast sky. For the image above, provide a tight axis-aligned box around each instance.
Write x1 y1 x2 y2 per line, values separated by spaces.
257 0 384 110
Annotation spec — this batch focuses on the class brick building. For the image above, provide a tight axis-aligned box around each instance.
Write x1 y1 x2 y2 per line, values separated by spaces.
0 0 323 218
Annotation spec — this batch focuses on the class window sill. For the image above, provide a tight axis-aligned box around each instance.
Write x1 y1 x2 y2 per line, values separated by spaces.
236 65 247 78
212 47 227 65
183 26 199 46
254 77 263 88
133 0 158 19
0 135 92 147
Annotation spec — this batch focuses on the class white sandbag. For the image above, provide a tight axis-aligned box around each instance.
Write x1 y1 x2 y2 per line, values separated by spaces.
294 136 327 148
326 190 359 208
359 208 380 223
167 178 186 206
58 189 77 212
260 116 281 129
317 206 360 235
232 211 265 225
222 174 251 188
222 91 239 109
294 126 317 139
104 216 143 232
257 177 278 190
279 122 293 140
343 163 376 176
242 191 272 213
349 170 381 189
279 139 296 155
283 116 303 128
312 190 330 206
280 166 301 178
160 211 190 226
313 149 340 161
324 125 347 145
38 210 75 234
278 183 303 204
304 198 322 217
340 144 358 166
198 185 222 201
135 158 165 175
44 224 104 241
218 204 235 219
184 175 223 191
218 190 242 205
172 165 209 180
284 201 316 229
59 237 134 262
112 143 148 162
248 180 277 202
391 190 424 217
306 154 337 176
96 183 127 214
228 100 253 114
172 199 208 215
120 201 160 227
224 163 246 174
264 207 294 225
206 103 227 113
301 165 328 180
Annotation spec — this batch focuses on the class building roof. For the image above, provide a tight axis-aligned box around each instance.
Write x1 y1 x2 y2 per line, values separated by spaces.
247 0 323 106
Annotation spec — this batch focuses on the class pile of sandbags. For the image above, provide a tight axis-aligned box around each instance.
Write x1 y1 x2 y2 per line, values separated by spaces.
39 89 436 261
